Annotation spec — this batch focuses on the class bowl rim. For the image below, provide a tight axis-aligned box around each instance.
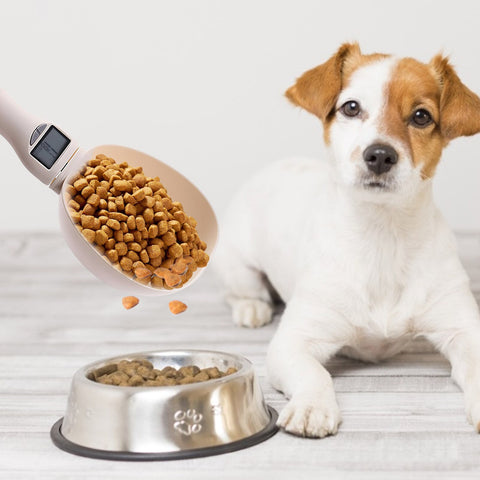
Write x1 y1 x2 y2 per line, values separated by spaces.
78 349 253 391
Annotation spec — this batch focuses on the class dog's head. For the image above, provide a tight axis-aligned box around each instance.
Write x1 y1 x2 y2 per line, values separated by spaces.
286 43 480 199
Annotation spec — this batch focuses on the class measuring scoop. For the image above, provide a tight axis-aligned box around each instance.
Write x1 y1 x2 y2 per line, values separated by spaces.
0 89 218 295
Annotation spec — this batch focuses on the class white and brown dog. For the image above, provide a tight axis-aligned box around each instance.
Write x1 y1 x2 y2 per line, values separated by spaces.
215 43 480 438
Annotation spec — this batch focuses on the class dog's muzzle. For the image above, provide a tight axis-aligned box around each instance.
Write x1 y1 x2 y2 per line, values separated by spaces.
363 144 398 175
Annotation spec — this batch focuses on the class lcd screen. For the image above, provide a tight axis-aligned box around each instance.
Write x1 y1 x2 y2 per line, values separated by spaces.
31 126 70 169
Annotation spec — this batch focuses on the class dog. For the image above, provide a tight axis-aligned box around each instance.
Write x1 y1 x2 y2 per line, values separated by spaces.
214 43 480 438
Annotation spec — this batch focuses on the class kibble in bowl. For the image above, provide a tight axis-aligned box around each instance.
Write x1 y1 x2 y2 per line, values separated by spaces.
89 359 238 386
52 350 278 460
59 145 217 296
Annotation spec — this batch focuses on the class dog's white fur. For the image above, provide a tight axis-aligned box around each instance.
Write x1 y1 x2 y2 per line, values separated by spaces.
215 45 480 438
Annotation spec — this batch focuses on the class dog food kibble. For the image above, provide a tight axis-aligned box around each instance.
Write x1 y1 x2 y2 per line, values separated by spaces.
66 154 209 289
122 296 139 310
169 300 188 315
90 359 238 386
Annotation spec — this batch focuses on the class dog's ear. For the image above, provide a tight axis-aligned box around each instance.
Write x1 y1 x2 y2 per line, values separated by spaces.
430 55 480 140
285 42 361 122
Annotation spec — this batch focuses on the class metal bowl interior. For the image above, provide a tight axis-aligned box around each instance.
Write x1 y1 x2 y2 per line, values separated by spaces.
52 350 278 460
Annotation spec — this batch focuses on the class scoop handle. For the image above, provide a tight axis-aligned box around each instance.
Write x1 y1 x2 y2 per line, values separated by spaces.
0 89 41 160
0 89 80 189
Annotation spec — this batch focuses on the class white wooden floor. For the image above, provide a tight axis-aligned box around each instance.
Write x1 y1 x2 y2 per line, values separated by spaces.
1 232 480 479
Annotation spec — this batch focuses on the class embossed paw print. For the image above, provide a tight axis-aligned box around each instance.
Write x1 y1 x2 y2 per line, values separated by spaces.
174 408 203 436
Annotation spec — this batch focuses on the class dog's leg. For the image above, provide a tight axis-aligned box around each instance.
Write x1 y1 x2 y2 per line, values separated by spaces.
445 328 480 431
416 286 480 431
214 242 273 328
226 265 273 328
267 298 344 437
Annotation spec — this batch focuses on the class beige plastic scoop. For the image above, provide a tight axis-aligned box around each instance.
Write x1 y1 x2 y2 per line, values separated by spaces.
0 90 217 295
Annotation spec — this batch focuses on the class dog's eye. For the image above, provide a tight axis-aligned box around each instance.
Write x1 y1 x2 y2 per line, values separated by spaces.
411 109 433 128
340 101 361 117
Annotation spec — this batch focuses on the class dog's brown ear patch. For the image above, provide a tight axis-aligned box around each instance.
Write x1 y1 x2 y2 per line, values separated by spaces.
430 55 480 140
285 42 361 122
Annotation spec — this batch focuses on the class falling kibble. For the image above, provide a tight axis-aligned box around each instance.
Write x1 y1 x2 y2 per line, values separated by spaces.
122 296 139 309
169 300 188 315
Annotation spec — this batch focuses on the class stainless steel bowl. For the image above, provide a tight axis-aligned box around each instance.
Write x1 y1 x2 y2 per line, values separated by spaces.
51 350 278 460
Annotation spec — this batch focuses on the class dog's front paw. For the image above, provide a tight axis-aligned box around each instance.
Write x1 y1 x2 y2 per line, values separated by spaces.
466 401 480 432
230 298 273 328
277 395 341 438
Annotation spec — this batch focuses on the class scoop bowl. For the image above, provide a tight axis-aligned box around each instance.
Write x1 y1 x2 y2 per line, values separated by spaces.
60 145 218 296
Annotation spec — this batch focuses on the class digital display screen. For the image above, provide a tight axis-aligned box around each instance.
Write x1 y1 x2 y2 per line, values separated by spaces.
30 126 70 169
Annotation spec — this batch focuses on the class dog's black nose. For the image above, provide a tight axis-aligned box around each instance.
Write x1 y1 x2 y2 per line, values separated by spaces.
363 144 398 175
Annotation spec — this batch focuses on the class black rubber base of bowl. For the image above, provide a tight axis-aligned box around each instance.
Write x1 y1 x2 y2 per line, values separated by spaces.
50 406 278 461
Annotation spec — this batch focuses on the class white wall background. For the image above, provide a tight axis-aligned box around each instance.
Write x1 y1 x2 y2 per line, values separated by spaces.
1 0 479 232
